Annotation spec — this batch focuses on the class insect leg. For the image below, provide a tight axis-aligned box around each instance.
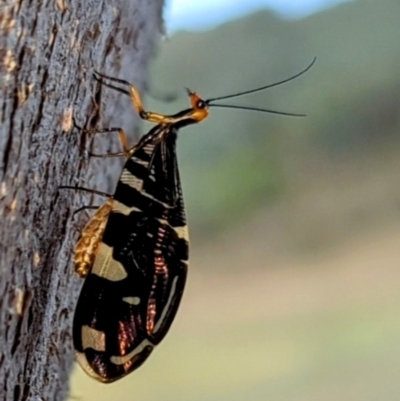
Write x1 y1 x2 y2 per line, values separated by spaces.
59 186 112 236
75 119 130 157
73 205 100 216
89 150 127 158
87 127 129 153
93 71 179 125
58 185 113 198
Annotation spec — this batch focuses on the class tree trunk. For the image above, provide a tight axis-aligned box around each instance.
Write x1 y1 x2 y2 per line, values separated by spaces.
0 1 164 399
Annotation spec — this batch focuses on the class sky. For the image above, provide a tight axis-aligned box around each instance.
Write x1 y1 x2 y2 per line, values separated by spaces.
165 0 353 32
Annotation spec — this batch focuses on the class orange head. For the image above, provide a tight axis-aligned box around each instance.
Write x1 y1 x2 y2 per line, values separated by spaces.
186 88 209 122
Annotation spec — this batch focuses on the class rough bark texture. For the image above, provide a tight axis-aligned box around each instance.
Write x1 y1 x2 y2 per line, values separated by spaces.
0 1 164 400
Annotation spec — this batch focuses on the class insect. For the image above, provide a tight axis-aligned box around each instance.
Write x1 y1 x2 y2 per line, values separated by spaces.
66 58 315 383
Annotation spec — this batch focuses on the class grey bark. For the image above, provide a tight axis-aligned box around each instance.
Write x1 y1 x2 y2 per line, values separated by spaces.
0 1 164 400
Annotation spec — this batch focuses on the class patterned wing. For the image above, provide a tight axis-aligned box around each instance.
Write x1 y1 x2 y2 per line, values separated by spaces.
73 127 188 382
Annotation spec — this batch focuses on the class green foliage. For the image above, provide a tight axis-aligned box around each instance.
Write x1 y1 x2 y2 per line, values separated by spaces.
183 141 282 234
148 0 400 234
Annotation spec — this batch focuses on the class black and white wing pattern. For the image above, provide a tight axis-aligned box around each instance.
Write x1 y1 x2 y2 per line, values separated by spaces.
73 127 189 382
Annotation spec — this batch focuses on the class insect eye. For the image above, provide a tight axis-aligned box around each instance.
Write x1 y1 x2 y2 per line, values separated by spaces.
196 100 205 109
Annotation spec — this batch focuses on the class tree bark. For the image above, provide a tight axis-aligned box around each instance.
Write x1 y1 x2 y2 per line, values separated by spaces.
0 1 164 399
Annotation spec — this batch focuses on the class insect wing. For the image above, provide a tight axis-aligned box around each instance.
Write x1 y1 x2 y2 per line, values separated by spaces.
73 130 188 382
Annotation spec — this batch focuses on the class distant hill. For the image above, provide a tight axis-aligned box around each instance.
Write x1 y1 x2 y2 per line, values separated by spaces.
147 0 400 235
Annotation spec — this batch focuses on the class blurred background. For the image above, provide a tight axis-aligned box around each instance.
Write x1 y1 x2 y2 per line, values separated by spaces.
69 0 400 399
